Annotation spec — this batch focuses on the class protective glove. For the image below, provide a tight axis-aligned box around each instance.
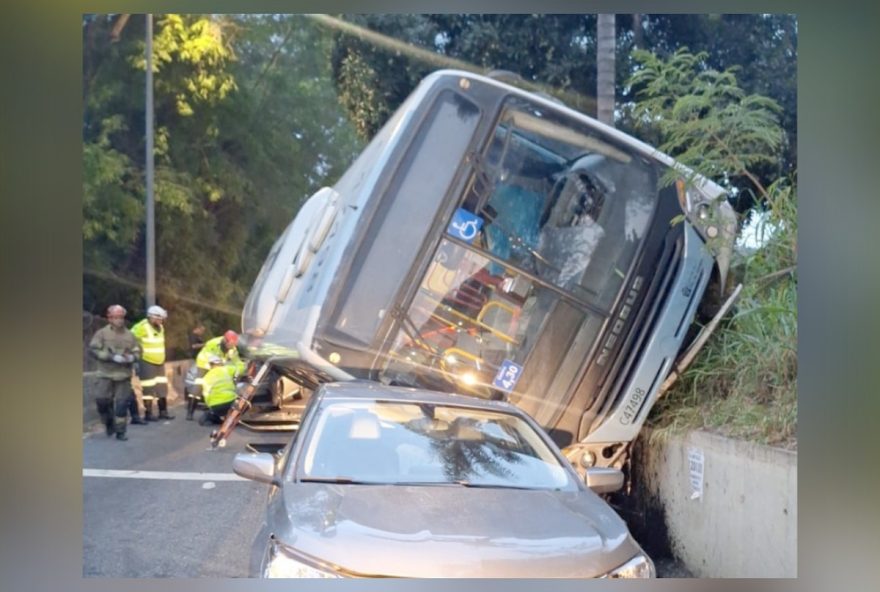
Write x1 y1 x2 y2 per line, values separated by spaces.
111 354 126 364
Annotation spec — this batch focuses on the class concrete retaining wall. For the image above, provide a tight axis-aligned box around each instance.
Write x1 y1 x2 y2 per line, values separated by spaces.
82 360 193 428
634 429 797 577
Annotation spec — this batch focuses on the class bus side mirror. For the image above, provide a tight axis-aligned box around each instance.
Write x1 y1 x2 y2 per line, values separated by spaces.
585 467 624 494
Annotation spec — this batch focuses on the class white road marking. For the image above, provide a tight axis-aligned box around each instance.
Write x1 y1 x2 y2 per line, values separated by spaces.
202 482 216 489
83 468 248 481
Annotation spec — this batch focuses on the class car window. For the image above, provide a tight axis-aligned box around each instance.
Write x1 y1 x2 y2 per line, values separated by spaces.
294 400 577 490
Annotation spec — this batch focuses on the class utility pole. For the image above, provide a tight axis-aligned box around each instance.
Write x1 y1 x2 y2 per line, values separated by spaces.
145 13 156 308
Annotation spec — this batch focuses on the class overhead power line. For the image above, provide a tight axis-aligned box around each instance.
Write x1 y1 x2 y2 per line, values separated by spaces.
84 268 242 316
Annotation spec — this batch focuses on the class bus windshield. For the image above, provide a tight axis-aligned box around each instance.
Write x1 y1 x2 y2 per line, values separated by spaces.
379 96 661 416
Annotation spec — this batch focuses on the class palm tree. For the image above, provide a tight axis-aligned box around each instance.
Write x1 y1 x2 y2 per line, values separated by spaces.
596 14 615 126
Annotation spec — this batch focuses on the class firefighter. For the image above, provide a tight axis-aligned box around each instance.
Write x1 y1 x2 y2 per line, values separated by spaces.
131 305 174 421
197 330 245 372
198 355 241 425
88 305 140 441
187 330 245 420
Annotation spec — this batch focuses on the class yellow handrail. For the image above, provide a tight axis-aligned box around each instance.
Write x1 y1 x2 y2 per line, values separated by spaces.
420 293 520 345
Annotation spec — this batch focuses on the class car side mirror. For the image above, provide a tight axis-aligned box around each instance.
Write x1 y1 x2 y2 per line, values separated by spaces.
585 467 624 494
233 452 279 486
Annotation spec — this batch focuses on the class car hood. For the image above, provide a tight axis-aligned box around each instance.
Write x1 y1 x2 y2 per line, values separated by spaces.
271 483 641 578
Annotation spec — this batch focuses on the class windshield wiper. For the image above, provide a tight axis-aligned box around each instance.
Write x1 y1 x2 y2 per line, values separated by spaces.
452 480 540 490
299 477 379 485
388 479 556 490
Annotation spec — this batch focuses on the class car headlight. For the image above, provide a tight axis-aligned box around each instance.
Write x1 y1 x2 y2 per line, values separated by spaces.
603 554 656 578
263 539 341 578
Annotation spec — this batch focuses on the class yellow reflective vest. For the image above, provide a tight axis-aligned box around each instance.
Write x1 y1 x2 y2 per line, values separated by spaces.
131 319 166 365
196 336 245 374
203 364 239 408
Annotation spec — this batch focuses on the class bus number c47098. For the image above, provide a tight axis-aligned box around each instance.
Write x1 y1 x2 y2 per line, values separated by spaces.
619 387 646 425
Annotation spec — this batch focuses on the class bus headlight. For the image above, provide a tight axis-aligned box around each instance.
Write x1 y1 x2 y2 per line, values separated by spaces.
603 554 656 578
695 201 712 221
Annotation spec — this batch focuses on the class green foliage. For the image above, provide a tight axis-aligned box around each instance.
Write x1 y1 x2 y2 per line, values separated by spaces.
83 14 362 356
627 49 785 200
329 15 436 139
618 14 798 177
325 14 796 176
426 14 594 88
82 116 143 261
329 14 595 139
622 48 797 446
336 50 392 140
132 14 238 117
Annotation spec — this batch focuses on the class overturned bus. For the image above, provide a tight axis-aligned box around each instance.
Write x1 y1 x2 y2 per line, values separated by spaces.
223 69 737 473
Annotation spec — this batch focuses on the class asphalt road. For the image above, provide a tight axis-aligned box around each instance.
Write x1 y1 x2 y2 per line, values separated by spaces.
82 402 281 578
82 401 690 578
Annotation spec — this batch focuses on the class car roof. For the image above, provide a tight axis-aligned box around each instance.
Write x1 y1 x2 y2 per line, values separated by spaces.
317 381 521 413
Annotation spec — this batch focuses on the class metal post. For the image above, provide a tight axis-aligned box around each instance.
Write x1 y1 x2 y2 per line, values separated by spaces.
145 13 156 308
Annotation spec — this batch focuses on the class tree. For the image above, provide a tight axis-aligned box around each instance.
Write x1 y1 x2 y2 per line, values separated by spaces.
324 13 796 180
627 48 785 205
596 14 615 125
617 14 797 176
328 14 597 139
83 14 362 355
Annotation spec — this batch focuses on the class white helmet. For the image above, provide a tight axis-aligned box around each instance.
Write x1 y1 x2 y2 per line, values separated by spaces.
147 305 168 319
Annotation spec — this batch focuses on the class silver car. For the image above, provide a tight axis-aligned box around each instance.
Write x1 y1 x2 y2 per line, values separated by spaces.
234 381 655 578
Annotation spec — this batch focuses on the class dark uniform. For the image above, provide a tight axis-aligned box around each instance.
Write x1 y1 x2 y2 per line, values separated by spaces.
188 325 206 356
89 322 140 440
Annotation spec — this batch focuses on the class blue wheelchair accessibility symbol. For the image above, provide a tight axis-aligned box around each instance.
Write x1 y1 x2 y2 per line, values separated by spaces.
493 359 523 393
447 208 483 244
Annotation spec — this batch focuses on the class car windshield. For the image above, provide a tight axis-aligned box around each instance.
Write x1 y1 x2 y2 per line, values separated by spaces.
294 400 576 490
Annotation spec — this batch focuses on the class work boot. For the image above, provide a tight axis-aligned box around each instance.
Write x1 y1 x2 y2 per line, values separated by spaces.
158 398 175 420
116 432 128 441
130 417 148 425
143 400 158 421
186 409 194 421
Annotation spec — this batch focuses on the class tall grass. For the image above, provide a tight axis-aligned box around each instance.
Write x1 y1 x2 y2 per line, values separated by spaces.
648 181 797 448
